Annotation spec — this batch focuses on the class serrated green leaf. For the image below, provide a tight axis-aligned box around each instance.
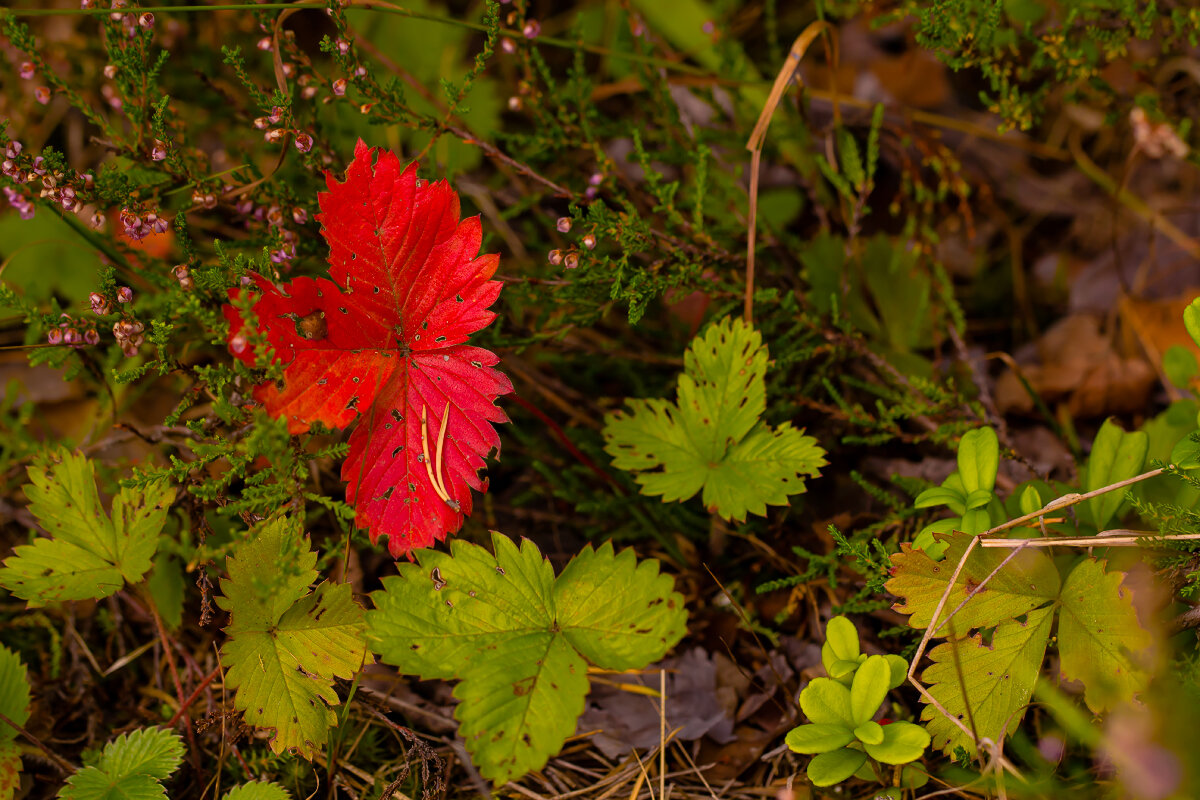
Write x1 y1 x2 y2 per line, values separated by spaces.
887 533 1060 631
1085 420 1148 530
0 741 20 800
368 533 685 785
60 768 166 800
0 647 30 800
1057 559 1152 713
864 721 930 764
58 728 183 800
0 450 172 605
850 656 890 725
217 518 366 758
800 678 853 727
958 428 999 495
603 317 825 521
785 724 855 754
922 606 1054 754
222 782 292 800
97 729 183 781
807 748 867 787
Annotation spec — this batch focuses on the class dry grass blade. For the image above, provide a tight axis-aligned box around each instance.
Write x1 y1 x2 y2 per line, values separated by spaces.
743 21 833 325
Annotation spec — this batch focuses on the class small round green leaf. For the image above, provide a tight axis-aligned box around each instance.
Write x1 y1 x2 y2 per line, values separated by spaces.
864 721 931 765
800 677 853 726
785 724 854 754
828 659 860 681
958 427 999 494
1018 485 1043 516
806 748 868 787
1164 345 1198 390
884 654 909 689
1185 298 1200 349
849 655 890 725
853 720 884 745
823 616 860 664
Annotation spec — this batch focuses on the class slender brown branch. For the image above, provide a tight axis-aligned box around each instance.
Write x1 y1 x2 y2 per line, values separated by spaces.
0 710 75 775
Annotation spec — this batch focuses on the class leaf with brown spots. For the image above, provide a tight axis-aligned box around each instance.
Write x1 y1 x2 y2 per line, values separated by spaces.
224 141 512 556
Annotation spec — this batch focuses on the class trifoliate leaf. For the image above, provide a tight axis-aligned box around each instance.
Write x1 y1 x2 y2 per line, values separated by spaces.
59 728 183 800
887 534 1060 631
217 517 367 758
603 317 826 521
222 782 292 800
921 606 1054 754
0 450 172 605
367 533 686 785
0 647 31 800
1057 559 1152 713
1085 420 1148 530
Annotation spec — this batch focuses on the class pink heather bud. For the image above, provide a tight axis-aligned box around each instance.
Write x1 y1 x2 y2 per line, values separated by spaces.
301 86 318 99
585 186 598 200
202 194 216 210
4 141 21 159
117 286 133 304
359 102 374 114
19 62 34 80
151 139 166 160
58 312 72 328
507 96 522 111
90 211 106 229
336 38 350 55
172 264 190 284
564 252 580 269
84 328 100 346
253 116 270 130
47 328 63 345
80 172 94 190
80 0 92 8
292 207 308 225
547 249 563 266
34 87 51 105
266 205 283 225
582 233 597 250
500 38 516 54
332 78 347 96
32 159 45 177
257 36 272 51
120 340 139 357
138 11 153 27
230 333 248 354
268 106 283 124
61 194 78 212
90 292 111 315
281 63 294 78
153 214 170 232
355 66 367 77
556 216 572 233
523 19 541 38
589 172 603 186
294 132 313 153
264 129 284 143
103 64 118 79
63 328 82 346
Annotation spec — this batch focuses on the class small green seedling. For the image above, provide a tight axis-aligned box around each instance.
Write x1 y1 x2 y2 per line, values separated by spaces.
911 427 999 559
787 617 930 788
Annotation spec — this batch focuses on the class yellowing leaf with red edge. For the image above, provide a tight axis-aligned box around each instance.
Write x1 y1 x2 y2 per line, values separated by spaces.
224 141 513 556
886 533 1060 632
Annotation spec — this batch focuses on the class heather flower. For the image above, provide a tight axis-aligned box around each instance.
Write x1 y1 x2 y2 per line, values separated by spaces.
292 207 308 225
34 87 51 105
19 62 34 80
332 78 347 97
556 216 572 233
46 328 63 345
564 252 580 269
117 286 133 304
294 132 313 153
523 20 541 39
151 139 167 160
90 292 111 315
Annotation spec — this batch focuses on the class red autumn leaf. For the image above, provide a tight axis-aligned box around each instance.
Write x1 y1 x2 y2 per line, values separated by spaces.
223 140 513 556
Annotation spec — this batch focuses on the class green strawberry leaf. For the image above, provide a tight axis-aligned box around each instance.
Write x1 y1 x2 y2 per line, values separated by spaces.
1057 559 1153 713
1085 419 1148 530
367 533 686 785
922 606 1054 754
217 517 367 758
223 782 292 800
59 728 183 800
864 721 931 765
0 449 172 605
0 646 31 799
603 317 826 521
887 533 1060 631
807 748 868 787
